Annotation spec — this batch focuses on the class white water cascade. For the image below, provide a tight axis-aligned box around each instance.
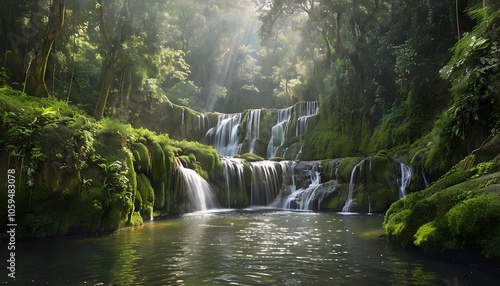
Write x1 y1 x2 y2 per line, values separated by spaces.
250 161 282 205
176 158 219 211
222 157 247 207
267 106 293 158
398 162 412 198
282 168 321 210
342 159 366 213
296 101 319 136
246 109 261 154
197 114 208 133
206 113 242 156
180 109 186 139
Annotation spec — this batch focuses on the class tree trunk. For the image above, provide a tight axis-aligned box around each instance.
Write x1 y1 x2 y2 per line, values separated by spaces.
456 0 460 40
93 0 129 121
24 0 65 98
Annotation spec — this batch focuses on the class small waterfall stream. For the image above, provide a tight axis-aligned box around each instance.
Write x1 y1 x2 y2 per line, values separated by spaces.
250 161 282 205
246 109 261 154
267 106 293 158
222 157 247 208
296 101 319 136
398 162 412 198
342 159 366 213
175 158 219 211
205 113 243 156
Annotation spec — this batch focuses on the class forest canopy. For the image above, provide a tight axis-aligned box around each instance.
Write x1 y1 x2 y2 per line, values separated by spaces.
0 0 498 172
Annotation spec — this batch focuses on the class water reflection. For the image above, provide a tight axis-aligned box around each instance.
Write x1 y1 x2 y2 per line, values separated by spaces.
12 210 500 285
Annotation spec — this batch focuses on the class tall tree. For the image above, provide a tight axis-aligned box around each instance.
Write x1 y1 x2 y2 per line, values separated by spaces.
24 0 65 98
93 0 129 121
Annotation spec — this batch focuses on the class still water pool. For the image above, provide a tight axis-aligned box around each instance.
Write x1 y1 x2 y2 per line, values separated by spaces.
10 209 500 285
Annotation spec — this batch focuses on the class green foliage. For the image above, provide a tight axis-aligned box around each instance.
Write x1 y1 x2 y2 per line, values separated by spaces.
168 81 203 110
433 8 500 161
99 118 136 140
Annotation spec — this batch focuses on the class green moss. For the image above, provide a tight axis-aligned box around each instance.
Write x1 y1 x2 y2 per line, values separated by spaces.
131 142 150 173
129 212 144 227
336 157 363 183
137 174 154 219
235 153 264 162
148 141 166 209
384 156 500 258
172 139 222 180
414 221 443 249
446 194 500 257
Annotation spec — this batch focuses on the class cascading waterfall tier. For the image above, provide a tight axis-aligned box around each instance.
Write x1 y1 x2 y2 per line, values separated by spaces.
250 161 282 206
222 157 247 208
205 113 243 156
246 109 261 154
203 101 319 159
267 106 293 158
175 158 219 211
280 162 337 211
296 101 319 136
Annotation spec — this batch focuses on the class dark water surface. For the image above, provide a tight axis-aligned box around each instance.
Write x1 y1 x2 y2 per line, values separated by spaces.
6 209 500 285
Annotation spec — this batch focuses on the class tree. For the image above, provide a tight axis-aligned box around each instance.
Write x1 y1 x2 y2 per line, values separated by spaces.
93 0 130 121
24 0 65 98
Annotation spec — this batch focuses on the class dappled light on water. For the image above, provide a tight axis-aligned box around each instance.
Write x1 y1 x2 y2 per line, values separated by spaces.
14 210 500 285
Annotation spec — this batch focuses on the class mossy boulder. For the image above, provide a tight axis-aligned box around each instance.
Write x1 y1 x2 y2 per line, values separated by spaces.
336 157 363 183
147 141 167 209
384 158 500 259
131 142 150 174
235 152 264 162
323 154 405 213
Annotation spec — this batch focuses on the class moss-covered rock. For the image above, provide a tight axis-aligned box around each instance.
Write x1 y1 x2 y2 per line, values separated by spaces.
384 158 500 259
235 152 264 162
131 142 150 174
336 157 363 183
147 141 166 209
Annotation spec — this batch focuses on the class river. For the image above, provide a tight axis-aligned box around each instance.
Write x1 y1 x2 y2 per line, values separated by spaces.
11 209 500 285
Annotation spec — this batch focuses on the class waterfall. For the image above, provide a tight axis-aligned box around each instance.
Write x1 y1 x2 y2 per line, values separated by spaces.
222 157 247 208
295 147 302 160
342 159 365 213
281 163 337 211
250 161 282 205
180 109 186 139
197 114 208 132
279 161 296 195
246 109 261 154
205 113 243 156
398 162 412 198
175 158 219 211
296 101 319 136
267 106 293 158
286 169 321 211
